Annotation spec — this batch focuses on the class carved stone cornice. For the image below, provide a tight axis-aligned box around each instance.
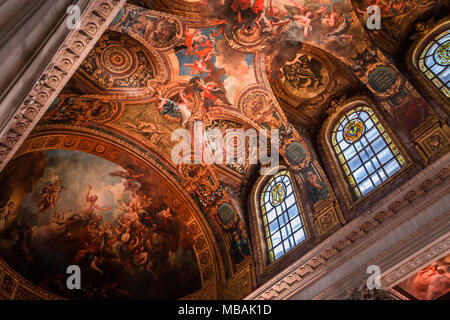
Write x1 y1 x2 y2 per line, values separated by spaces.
314 212 449 300
382 235 450 289
245 153 449 300
0 0 127 173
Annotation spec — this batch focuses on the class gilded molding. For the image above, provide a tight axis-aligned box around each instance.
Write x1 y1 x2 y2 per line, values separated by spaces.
410 117 450 163
312 198 346 240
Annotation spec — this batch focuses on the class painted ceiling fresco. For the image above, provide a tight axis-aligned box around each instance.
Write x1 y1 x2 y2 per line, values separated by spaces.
0 149 202 299
351 0 448 53
394 254 450 300
0 0 445 299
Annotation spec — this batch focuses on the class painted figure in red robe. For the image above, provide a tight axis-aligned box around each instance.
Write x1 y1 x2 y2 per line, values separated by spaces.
231 0 265 28
392 94 429 133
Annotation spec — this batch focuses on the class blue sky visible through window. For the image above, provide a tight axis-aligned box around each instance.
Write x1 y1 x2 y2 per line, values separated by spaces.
418 29 450 98
260 171 305 262
332 106 406 199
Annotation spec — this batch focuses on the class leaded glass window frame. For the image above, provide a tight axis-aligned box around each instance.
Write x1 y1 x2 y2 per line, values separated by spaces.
331 105 407 200
259 170 307 263
418 28 450 98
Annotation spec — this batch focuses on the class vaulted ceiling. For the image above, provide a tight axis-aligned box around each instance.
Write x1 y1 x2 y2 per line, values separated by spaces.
0 0 447 300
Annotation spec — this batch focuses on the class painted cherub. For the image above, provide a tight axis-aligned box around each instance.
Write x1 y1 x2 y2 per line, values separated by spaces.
110 166 144 196
37 180 64 214
184 30 208 56
0 201 14 229
184 52 216 75
156 91 193 128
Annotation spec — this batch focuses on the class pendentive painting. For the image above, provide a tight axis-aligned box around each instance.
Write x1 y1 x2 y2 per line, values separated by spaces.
0 149 201 299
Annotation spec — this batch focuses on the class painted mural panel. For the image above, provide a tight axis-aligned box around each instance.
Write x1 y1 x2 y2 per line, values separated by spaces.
0 150 201 299
395 254 450 300
301 164 330 204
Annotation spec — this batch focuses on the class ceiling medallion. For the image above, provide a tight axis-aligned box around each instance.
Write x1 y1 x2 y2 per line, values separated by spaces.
223 23 267 53
344 119 365 143
102 45 134 74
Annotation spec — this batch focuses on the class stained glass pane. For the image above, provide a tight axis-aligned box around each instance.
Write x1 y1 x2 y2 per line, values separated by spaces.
274 244 284 259
348 175 356 187
360 147 374 163
259 171 306 262
378 147 393 165
439 67 450 82
397 155 406 165
419 29 450 96
334 144 341 154
284 194 295 208
371 173 382 186
376 169 387 181
269 220 278 234
384 159 401 176
343 145 357 159
293 229 306 244
348 155 362 171
342 164 350 175
267 238 272 250
372 137 386 153
291 216 301 231
272 231 281 246
354 140 366 152
359 178 374 195
365 161 376 174
354 166 368 183
267 209 276 224
283 239 292 252
332 107 406 199
365 127 378 142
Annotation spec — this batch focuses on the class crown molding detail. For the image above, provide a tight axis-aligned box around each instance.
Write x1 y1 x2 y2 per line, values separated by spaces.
0 0 127 172
382 235 450 289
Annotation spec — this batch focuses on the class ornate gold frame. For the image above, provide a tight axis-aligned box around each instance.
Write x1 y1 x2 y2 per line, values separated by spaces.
319 95 414 210
405 17 450 115
249 165 313 277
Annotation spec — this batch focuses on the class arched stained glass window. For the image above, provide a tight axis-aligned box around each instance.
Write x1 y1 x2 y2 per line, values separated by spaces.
260 171 305 262
418 29 450 98
332 106 406 199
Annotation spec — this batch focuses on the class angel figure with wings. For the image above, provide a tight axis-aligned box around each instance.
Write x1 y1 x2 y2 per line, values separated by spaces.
156 91 193 128
110 166 145 196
